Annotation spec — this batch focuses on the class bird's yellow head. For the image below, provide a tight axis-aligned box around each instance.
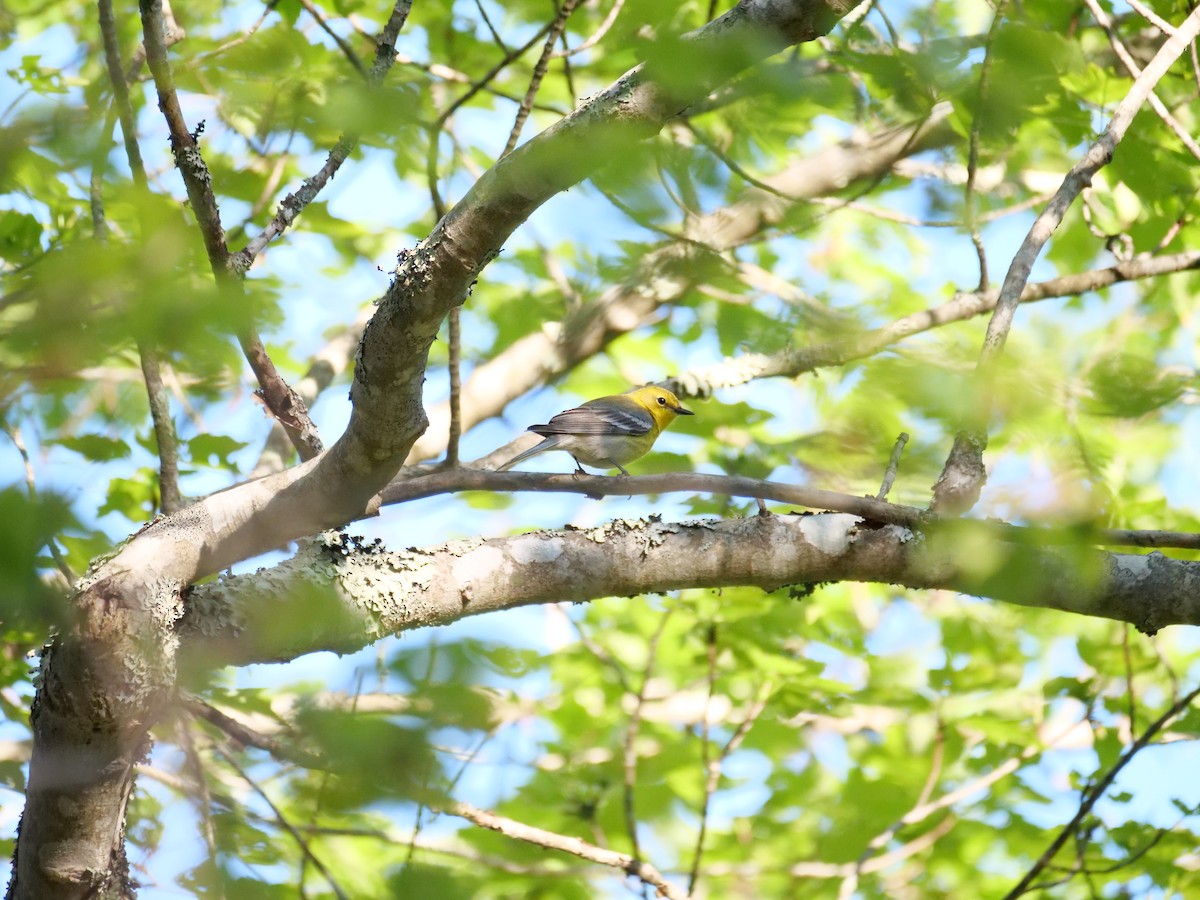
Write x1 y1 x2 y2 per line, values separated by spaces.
627 385 694 431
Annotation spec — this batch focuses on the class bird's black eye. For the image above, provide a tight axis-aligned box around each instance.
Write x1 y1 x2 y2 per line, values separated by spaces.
657 396 666 405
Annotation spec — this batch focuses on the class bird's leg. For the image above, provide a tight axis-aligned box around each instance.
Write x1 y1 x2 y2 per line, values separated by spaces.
571 458 605 500
614 463 631 476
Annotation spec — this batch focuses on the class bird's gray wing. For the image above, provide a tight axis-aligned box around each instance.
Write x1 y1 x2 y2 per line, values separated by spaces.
530 402 653 436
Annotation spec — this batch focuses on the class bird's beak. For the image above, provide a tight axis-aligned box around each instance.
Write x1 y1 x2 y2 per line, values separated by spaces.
675 403 694 416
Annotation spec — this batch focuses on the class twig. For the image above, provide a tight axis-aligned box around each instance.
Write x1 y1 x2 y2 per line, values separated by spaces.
98 0 147 190
382 52 566 111
1153 203 1192 252
806 190 1053 228
101 0 184 512
175 714 220 891
875 432 908 501
665 250 1200 400
422 24 555 225
1084 0 1200 162
502 0 582 156
866 705 1102 859
687 622 720 896
839 721 945 897
1125 0 1176 34
561 609 634 695
124 0 185 80
1121 627 1137 737
623 610 672 861
1080 187 1136 259
239 331 325 460
425 121 447 224
1192 36 1200 95
931 5 1200 513
139 343 185 512
1002 683 1200 899
296 0 366 78
216 743 350 900
232 0 413 271
446 801 687 900
552 0 625 58
691 679 771 894
471 0 509 53
189 1 278 66
4 426 75 584
405 727 498 872
435 23 557 128
706 815 956 882
400 646 440 869
378 466 1200 551
183 694 318 764
1150 639 1181 704
964 2 1008 292
445 307 463 466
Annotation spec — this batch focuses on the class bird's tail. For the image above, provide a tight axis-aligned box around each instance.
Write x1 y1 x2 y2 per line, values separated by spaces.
496 436 557 471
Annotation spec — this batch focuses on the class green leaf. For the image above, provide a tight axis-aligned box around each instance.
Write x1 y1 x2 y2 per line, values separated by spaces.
187 433 248 467
54 434 131 462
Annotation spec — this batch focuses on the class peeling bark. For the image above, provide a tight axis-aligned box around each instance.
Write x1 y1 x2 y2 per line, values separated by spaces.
179 516 1200 670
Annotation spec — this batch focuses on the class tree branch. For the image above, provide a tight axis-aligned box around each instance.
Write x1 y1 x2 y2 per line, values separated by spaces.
232 0 415 271
932 7 1200 514
445 801 687 900
138 343 184 513
138 0 230 270
139 0 322 461
258 98 953 477
180 513 1200 671
1084 0 1200 162
1002 683 1200 899
665 250 1200 396
501 0 581 156
377 467 1200 552
621 611 672 861
100 0 183 514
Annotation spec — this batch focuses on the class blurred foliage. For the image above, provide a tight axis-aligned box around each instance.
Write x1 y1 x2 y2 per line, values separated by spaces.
4 0 1200 898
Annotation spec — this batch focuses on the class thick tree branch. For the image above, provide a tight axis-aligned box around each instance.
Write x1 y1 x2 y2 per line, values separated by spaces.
933 8 1200 514
180 514 1200 670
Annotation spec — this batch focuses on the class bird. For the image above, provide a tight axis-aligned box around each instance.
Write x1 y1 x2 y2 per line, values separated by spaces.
497 385 694 475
